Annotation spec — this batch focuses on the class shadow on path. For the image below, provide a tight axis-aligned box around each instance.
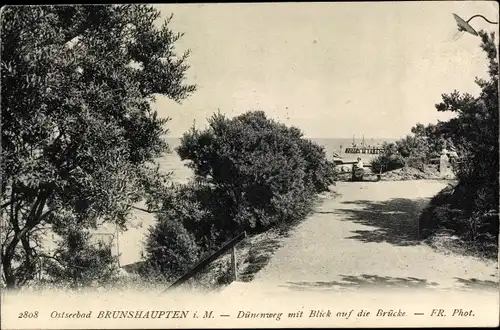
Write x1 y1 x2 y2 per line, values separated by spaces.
335 198 431 246
281 274 439 291
239 237 282 282
454 277 499 291
238 216 305 283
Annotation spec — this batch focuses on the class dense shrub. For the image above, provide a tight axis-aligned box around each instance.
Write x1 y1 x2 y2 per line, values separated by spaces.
419 184 498 244
370 143 406 173
406 156 426 172
297 138 337 192
43 228 119 288
419 184 459 238
142 212 201 282
176 111 335 236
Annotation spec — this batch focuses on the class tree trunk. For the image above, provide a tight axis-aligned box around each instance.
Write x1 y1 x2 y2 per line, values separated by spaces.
2 191 48 288
2 234 21 288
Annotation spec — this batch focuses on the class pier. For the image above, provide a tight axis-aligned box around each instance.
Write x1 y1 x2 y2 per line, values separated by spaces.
344 147 384 154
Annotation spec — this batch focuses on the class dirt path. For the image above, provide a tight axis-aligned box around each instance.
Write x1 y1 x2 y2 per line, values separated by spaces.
228 180 498 294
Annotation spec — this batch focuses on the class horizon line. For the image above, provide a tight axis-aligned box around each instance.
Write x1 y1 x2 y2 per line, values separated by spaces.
166 136 400 140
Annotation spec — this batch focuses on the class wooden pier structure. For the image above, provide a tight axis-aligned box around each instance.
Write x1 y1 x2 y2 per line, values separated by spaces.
344 147 384 154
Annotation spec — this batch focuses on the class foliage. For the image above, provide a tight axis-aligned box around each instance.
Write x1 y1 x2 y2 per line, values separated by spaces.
42 227 119 288
297 138 338 192
371 122 454 173
141 212 201 282
419 184 458 238
151 181 221 252
410 122 448 158
176 111 335 237
370 142 406 173
419 184 498 245
434 32 498 213
139 180 220 280
420 31 499 245
434 31 498 212
1 5 195 287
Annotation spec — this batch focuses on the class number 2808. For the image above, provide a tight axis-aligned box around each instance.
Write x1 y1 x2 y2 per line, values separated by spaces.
18 311 39 318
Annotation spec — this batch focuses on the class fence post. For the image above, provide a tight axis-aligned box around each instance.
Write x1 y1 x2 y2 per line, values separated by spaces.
115 224 121 268
231 246 237 282
39 258 42 281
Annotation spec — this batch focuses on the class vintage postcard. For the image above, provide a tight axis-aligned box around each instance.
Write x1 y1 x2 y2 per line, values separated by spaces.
1 1 499 329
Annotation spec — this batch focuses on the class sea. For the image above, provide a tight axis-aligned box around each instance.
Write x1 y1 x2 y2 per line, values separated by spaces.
161 137 395 184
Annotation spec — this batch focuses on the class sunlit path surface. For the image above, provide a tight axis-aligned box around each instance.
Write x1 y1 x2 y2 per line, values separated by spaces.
223 180 498 296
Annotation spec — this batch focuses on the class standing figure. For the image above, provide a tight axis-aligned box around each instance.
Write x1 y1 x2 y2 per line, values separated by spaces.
352 157 364 181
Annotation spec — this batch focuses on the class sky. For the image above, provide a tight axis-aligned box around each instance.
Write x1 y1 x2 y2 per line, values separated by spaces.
151 1 498 139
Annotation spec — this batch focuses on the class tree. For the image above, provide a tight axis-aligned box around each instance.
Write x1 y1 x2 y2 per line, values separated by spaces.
434 31 498 214
410 122 445 157
1 5 195 287
419 31 499 246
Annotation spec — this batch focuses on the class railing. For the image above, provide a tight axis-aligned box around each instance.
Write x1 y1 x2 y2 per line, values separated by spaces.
335 160 372 167
162 231 247 293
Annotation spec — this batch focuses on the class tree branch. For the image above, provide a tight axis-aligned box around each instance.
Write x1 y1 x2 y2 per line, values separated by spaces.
9 183 18 231
1 195 23 210
128 204 160 214
38 253 88 270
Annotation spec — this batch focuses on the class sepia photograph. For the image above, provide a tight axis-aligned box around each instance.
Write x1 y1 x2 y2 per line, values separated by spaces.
1 1 499 329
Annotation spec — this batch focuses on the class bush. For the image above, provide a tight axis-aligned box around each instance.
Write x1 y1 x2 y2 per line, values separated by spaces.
419 184 458 238
370 143 406 173
297 138 337 192
406 156 426 172
176 111 335 236
43 228 119 288
142 212 201 282
419 183 499 245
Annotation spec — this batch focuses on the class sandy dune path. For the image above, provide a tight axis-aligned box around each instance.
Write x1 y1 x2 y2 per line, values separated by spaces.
229 180 498 294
